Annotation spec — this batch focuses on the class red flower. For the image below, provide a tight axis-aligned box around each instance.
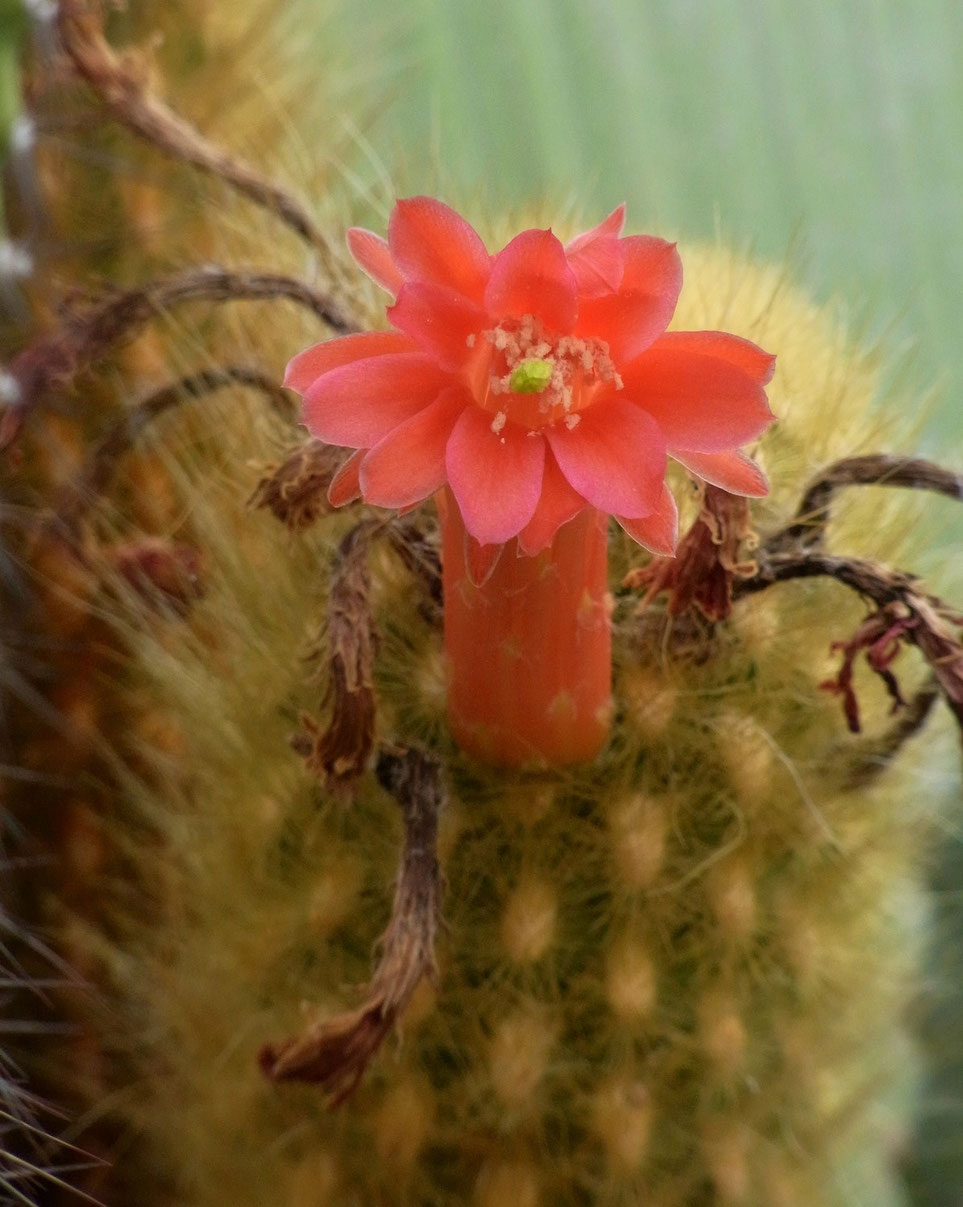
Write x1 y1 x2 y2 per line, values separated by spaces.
285 199 777 766
285 197 775 556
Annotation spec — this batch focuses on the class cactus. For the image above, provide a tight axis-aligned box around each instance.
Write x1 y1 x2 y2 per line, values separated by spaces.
2 4 961 1205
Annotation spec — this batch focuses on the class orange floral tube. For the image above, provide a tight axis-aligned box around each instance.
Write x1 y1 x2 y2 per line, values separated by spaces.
438 489 611 766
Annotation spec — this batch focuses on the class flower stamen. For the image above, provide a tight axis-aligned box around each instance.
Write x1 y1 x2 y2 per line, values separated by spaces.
481 314 622 430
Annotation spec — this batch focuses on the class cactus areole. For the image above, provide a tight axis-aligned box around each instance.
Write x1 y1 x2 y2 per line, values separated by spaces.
285 198 776 765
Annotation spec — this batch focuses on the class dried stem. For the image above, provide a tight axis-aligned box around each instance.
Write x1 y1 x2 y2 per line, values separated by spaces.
841 684 939 788
768 454 963 555
1 267 350 449
723 451 963 739
744 550 916 603
386 514 442 614
740 551 963 732
53 366 290 534
292 521 380 796
260 746 445 1105
55 0 341 264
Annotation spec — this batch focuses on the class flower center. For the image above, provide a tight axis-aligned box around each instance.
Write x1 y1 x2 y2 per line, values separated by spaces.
470 314 622 431
509 358 554 394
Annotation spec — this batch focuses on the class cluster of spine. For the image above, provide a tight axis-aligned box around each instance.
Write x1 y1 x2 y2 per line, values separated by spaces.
1 5 959 1206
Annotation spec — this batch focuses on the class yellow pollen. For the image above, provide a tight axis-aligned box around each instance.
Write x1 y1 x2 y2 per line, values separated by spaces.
482 315 622 429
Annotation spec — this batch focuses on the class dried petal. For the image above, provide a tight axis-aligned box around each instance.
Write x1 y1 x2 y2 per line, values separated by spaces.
249 439 349 530
293 523 378 796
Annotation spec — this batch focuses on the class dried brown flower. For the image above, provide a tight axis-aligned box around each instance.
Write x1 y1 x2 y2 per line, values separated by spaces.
625 484 758 621
260 747 444 1104
249 440 350 532
292 522 379 795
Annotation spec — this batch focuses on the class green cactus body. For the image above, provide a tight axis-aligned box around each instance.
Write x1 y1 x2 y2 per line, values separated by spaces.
74 245 954 1207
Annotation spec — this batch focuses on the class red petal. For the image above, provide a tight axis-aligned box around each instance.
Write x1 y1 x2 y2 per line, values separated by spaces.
567 204 626 248
652 331 775 384
576 235 682 363
328 449 364 506
346 228 404 297
388 197 491 300
565 204 626 296
616 483 679 554
284 331 414 394
446 407 545 544
301 353 449 447
359 386 467 508
484 228 578 334
621 337 774 452
517 447 587 555
670 448 770 497
545 399 666 519
387 282 487 370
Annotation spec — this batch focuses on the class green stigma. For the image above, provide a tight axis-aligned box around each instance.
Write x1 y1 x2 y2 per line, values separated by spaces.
509 358 554 394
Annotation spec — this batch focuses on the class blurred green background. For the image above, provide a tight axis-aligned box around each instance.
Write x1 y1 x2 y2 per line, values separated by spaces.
358 0 963 451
